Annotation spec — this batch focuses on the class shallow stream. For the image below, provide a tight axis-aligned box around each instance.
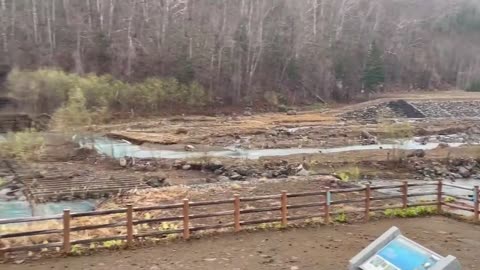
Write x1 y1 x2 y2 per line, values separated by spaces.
91 137 466 160
0 200 96 220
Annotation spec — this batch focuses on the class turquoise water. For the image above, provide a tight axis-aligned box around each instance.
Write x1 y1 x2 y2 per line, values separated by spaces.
0 200 96 220
91 137 465 160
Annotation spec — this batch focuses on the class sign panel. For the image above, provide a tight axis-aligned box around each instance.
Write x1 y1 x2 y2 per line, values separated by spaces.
360 236 441 270
349 226 461 270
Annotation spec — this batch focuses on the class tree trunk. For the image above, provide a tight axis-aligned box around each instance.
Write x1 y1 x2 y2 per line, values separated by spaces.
1 0 7 53
32 0 39 44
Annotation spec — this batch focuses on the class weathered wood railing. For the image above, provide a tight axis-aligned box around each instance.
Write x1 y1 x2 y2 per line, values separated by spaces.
0 181 478 254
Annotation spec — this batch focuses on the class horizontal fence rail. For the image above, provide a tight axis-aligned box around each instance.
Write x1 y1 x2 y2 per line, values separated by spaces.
0 181 478 255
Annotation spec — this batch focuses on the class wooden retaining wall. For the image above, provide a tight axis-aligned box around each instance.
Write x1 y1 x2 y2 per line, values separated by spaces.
0 181 478 254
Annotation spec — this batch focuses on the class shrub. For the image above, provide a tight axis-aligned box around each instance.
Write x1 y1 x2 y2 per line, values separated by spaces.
444 196 456 203
102 240 124 249
264 91 279 106
382 122 414 139
384 206 436 218
51 88 92 131
0 130 45 161
335 212 348 223
336 166 361 182
7 69 210 118
466 80 480 92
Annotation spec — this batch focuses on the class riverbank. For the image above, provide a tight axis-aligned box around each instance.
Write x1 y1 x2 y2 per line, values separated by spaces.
2 93 480 220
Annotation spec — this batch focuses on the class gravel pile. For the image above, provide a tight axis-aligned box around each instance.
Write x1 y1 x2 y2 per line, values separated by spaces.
411 101 480 118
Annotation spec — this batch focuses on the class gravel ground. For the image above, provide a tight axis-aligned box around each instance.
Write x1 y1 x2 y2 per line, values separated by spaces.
4 216 480 270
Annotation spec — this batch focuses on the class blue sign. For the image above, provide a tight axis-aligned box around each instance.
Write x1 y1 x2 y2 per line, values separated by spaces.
361 236 441 270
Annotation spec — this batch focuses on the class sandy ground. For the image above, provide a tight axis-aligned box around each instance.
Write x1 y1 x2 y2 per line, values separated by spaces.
4 217 480 270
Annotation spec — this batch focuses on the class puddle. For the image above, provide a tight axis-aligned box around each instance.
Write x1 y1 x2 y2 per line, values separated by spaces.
0 200 96 220
90 137 468 160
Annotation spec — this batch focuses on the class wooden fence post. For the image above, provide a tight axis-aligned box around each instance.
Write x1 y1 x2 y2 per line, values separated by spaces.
474 186 479 222
402 181 408 208
437 180 443 213
324 188 330 224
126 204 134 246
281 191 288 227
365 184 371 222
62 209 71 254
183 199 190 240
234 194 241 232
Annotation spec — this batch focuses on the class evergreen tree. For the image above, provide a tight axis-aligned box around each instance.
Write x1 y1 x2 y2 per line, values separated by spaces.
363 42 385 92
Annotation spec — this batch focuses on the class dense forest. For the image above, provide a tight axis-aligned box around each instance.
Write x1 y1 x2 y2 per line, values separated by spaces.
0 0 480 106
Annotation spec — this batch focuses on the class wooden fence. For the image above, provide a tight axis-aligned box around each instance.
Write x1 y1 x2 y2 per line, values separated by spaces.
0 181 478 254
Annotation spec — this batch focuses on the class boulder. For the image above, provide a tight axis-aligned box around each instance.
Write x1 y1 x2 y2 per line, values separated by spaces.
360 130 374 139
175 128 188 135
407 149 426 158
119 157 128 167
0 188 12 200
235 167 250 176
229 172 243 181
362 137 378 145
296 169 310 176
144 176 169 188
217 176 230 182
286 110 297 116
206 178 219 183
173 160 186 169
182 164 192 170
457 166 471 178
437 142 449 149
243 111 253 116
205 159 223 171
184 145 196 151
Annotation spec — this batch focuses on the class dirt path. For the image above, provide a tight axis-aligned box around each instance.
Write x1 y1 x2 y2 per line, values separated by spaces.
5 217 480 270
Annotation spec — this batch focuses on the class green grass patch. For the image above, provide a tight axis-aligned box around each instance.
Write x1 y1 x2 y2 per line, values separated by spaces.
384 206 436 218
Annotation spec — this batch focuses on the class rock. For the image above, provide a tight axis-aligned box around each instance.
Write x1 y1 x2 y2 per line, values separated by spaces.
286 110 297 115
407 149 426 158
360 130 374 139
206 159 223 171
243 111 253 116
416 128 429 136
0 188 12 199
449 172 462 179
438 142 449 149
184 145 196 151
235 167 250 176
119 157 128 167
175 127 188 134
362 137 378 145
214 169 224 175
173 160 186 169
458 166 471 178
144 176 168 188
217 176 230 182
206 178 219 183
296 169 310 176
229 173 243 181
277 104 289 112
182 164 192 170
